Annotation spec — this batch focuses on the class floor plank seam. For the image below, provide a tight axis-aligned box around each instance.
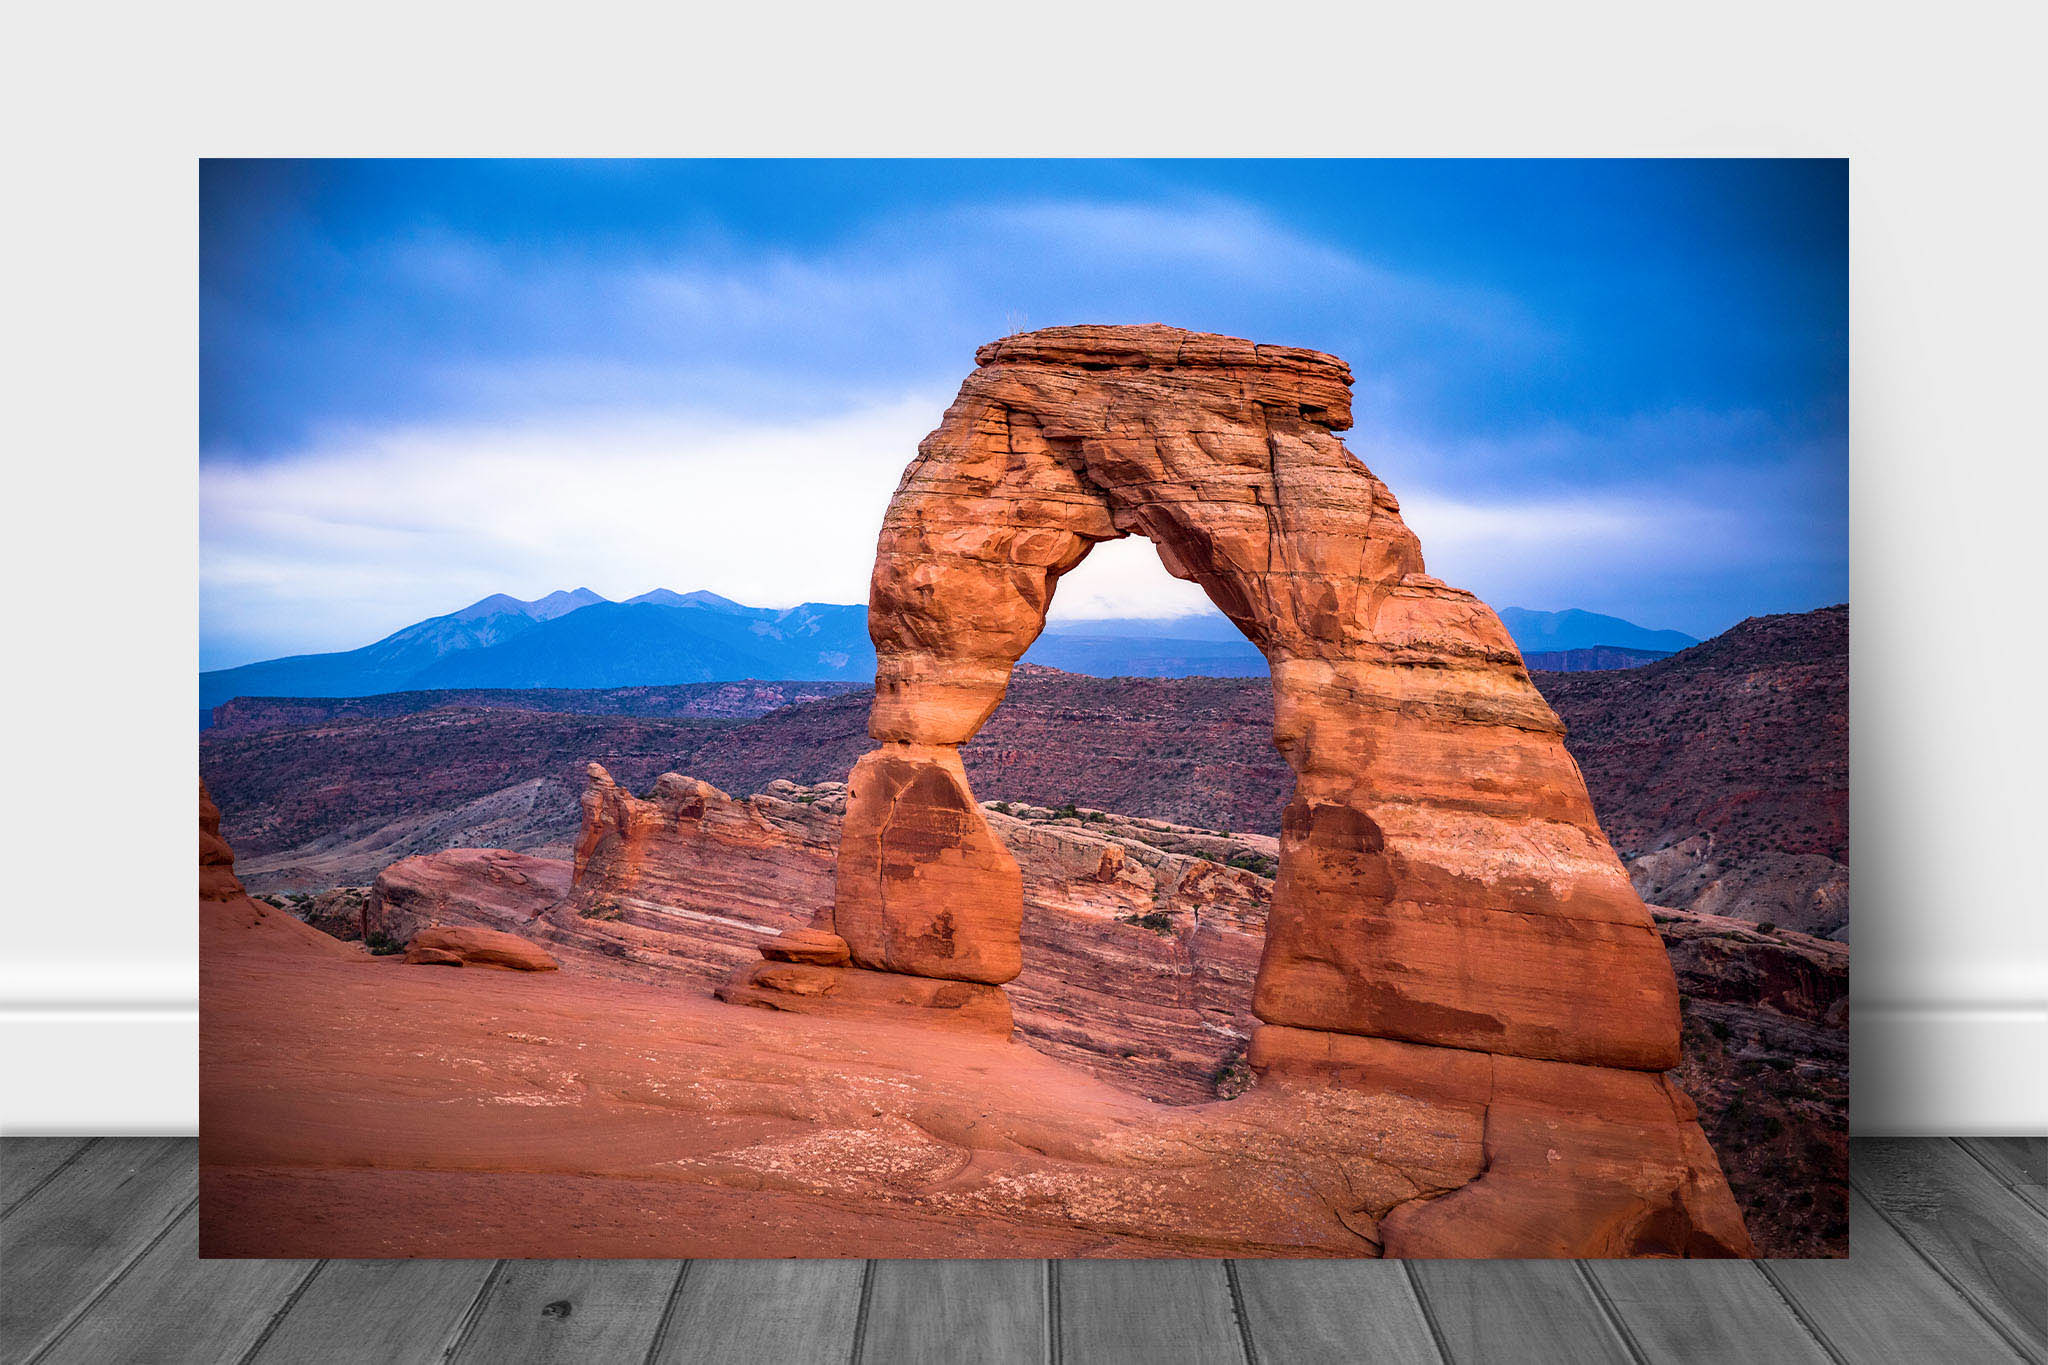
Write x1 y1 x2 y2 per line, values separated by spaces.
1951 1137 2027 1191
1043 1260 1060 1365
1848 1170 2040 1365
25 1192 197 1365
234 1259 327 1365
440 1259 507 1363
1398 1263 1455 1365
639 1261 693 1365
0 1138 97 1223
847 1259 876 1365
1753 1261 1850 1365
1222 1261 1260 1365
1954 1138 2048 1231
1572 1260 1651 1365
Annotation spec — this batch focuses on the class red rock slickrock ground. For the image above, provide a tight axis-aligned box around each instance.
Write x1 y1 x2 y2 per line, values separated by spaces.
204 909 1750 1259
343 769 1844 1254
209 770 1759 1258
554 760 1852 1251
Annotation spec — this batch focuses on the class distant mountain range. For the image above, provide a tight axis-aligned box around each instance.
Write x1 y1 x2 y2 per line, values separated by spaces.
200 590 1697 724
1495 607 1699 655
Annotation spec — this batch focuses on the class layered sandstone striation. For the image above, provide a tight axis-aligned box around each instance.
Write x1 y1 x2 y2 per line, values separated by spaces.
555 770 1270 1098
368 847 572 947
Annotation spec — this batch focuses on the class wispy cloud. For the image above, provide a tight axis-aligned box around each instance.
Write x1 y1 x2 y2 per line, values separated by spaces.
202 397 925 666
215 193 1538 456
1370 405 1847 627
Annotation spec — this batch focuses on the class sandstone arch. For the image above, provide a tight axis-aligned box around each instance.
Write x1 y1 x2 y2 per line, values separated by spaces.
710 325 1753 1255
780 324 1683 1075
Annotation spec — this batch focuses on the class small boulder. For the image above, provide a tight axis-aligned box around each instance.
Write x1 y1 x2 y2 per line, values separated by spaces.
403 926 559 972
759 926 852 966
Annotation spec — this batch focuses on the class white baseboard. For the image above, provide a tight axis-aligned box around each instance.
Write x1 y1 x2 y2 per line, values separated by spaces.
0 1006 198 1135
3 1000 2039 1137
1851 1002 2048 1136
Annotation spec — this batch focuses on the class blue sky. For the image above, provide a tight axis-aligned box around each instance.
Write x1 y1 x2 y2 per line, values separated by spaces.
200 159 1846 669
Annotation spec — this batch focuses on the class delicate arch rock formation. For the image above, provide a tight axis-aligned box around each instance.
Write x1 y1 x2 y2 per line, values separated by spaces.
721 325 1749 1257
742 324 1680 1068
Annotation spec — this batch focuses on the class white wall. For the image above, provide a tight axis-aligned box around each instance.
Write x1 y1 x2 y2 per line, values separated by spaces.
1 7 2042 1135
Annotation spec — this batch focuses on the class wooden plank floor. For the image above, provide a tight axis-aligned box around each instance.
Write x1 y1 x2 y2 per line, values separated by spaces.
2 1139 2040 1364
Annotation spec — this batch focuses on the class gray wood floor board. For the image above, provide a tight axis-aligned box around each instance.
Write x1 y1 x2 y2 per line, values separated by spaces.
0 1136 197 1363
1959 1137 2048 1230
857 1259 1046 1365
0 1137 94 1218
1055 1260 1245 1365
1230 1259 1446 1363
1584 1258 1832 1363
650 1260 866 1365
31 1206 315 1365
1960 1137 2048 1187
448 1259 684 1364
1405 1259 1635 1365
248 1257 499 1364
1852 1136 2048 1358
1766 1187 2028 1364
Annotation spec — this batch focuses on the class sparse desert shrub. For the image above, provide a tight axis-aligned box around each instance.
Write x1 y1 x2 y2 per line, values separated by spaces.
1118 909 1178 936
365 931 404 956
1210 1053 1254 1099
579 899 625 922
